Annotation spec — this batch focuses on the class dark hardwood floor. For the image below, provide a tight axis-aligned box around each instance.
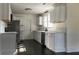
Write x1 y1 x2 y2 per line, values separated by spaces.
17 40 79 55
17 40 55 55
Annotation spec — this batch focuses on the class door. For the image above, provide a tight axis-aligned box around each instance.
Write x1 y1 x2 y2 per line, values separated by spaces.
17 15 32 40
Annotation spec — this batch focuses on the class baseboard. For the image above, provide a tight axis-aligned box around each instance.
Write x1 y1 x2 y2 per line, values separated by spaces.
66 48 79 53
67 51 79 53
45 46 67 55
45 46 55 53
45 46 66 55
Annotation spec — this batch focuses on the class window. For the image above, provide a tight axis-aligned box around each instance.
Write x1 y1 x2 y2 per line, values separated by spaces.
43 15 48 27
39 16 43 25
38 13 54 28
43 13 53 28
47 13 53 27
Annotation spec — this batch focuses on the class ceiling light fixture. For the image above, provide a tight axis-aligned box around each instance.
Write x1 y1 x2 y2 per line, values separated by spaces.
24 8 32 11
44 11 48 13
42 3 46 5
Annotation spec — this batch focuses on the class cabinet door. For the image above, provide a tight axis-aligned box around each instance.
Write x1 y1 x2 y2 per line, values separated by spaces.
2 4 9 20
45 33 49 48
54 4 66 22
1 3 11 22
50 7 56 22
45 33 55 51
50 5 60 22
37 32 41 43
59 4 66 21
48 33 55 51
50 4 66 22
55 6 60 22
34 32 41 43
54 33 65 52
50 10 54 22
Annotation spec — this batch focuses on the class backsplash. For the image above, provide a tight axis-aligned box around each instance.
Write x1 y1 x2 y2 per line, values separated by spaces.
47 23 65 32
37 22 65 32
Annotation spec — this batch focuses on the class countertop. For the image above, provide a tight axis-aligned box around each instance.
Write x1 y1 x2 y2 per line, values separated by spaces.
34 30 65 33
0 32 17 34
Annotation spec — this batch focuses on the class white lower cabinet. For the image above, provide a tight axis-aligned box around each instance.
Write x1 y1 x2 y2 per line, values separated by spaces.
45 32 65 52
34 31 41 44
45 33 55 51
34 31 65 52
54 33 65 52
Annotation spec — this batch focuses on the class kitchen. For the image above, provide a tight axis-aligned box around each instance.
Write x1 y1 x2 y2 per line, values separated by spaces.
12 3 66 54
0 3 79 55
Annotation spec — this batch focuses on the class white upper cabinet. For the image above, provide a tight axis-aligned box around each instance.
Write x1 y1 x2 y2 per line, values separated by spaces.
59 4 66 21
55 5 60 21
50 3 66 23
0 3 12 22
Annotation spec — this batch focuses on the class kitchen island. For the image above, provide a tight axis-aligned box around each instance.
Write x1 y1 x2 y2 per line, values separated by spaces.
0 32 17 55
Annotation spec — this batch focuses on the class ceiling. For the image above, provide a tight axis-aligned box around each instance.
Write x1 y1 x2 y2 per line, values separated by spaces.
11 3 54 14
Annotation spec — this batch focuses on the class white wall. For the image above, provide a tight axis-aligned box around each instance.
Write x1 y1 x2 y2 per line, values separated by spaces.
14 14 37 40
66 4 79 52
0 20 6 33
